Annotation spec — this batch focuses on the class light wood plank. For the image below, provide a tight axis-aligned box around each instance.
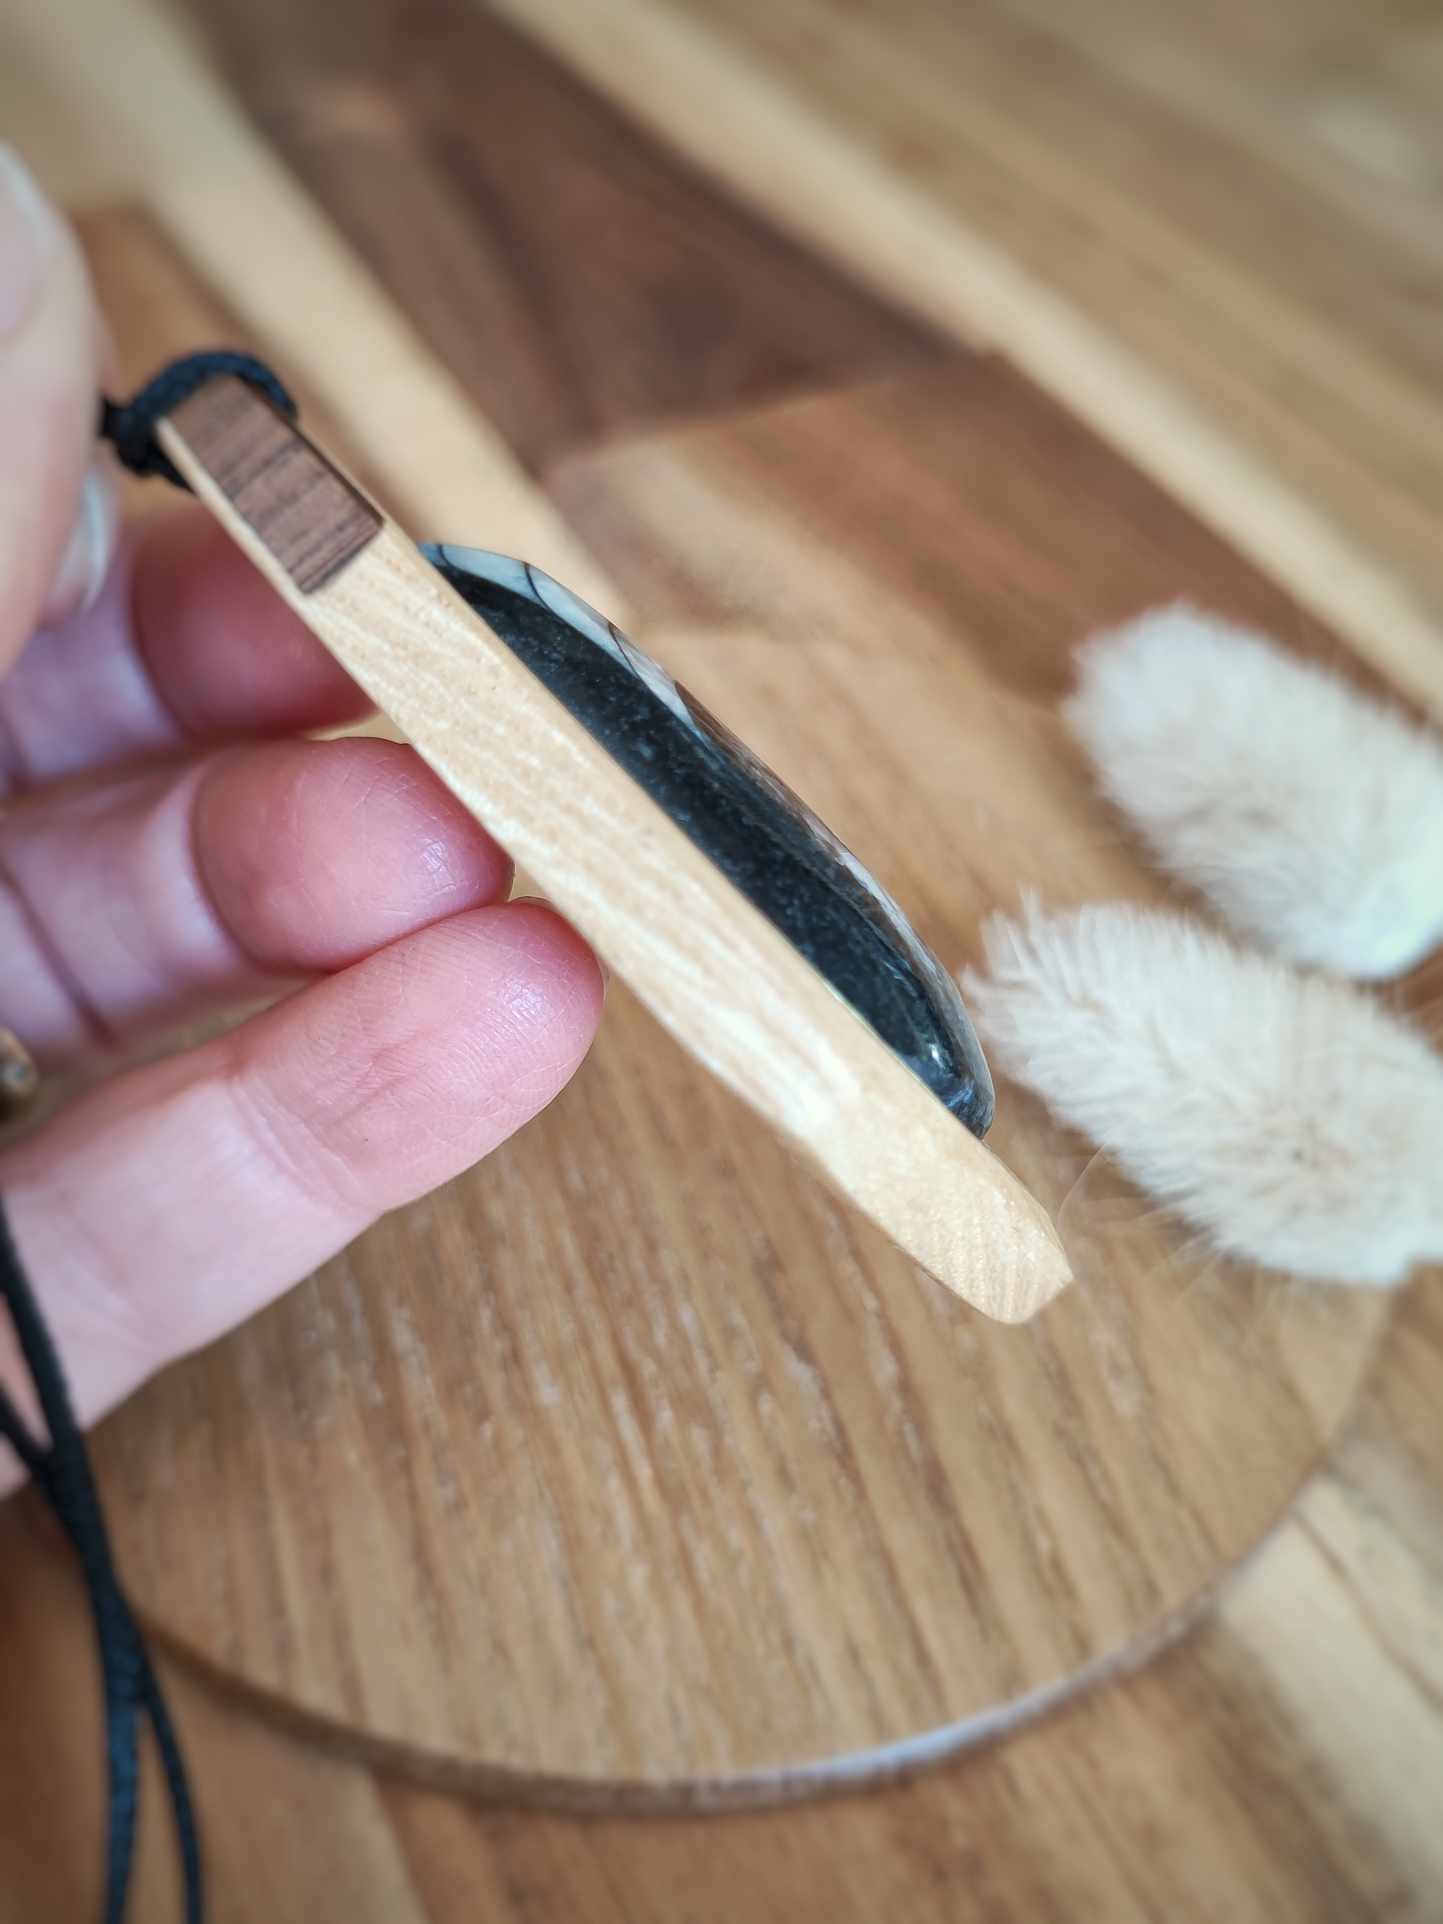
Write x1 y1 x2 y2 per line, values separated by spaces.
497 0 1443 720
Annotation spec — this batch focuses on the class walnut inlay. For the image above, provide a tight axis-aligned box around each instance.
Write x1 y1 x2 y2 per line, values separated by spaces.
167 377 382 592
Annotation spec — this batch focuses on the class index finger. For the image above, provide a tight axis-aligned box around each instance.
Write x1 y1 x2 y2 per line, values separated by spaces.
1 505 374 794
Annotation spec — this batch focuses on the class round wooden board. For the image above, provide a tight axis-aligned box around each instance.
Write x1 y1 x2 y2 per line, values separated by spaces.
92 620 1392 1802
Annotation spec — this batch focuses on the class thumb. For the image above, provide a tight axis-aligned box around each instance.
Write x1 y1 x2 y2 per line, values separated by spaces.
0 146 115 672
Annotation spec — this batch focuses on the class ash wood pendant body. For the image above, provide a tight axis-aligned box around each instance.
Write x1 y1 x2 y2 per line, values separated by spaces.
158 376 1068 1323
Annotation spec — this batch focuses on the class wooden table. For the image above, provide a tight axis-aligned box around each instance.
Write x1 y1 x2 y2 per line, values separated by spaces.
2 0 1441 1916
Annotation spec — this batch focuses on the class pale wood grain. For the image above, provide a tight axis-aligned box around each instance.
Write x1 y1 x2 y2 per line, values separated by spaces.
160 378 1068 1326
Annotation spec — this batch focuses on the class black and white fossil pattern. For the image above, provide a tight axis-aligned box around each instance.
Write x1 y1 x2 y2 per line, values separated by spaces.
424 543 995 1135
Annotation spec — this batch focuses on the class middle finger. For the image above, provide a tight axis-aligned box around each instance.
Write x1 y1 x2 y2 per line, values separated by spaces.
1 734 515 1061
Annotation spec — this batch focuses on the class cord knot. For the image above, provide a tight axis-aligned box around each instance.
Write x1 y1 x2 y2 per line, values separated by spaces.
98 349 297 491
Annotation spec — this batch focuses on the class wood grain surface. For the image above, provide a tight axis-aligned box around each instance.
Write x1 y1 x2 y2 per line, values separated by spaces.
168 378 384 589
504 0 1443 719
3 1271 1441 1919
2 0 1442 1912
179 0 945 471
160 379 1068 1325
87 229 1393 1789
77 209 396 523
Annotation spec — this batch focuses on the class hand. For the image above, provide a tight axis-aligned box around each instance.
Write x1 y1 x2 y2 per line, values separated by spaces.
0 149 604 1462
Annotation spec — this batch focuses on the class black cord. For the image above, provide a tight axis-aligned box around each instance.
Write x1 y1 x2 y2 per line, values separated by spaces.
0 1201 203 1924
99 349 296 490
0 348 294 1920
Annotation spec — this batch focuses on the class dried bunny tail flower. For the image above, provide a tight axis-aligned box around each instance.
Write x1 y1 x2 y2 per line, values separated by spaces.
1064 605 1443 979
962 900 1443 1289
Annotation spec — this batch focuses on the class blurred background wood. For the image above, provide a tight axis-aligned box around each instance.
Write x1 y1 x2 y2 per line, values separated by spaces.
2 0 1442 1912
501 0 1443 718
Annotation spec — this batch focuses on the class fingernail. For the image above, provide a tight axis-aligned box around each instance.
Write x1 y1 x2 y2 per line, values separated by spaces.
0 145 59 337
42 457 119 625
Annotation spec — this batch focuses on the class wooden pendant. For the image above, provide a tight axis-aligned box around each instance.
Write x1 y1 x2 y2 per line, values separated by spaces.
158 376 1068 1322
